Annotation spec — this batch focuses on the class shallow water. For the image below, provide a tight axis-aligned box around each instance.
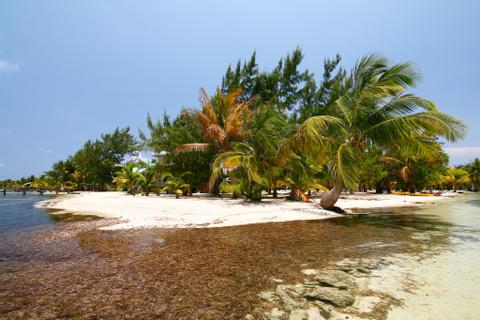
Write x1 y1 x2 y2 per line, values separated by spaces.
0 194 479 319
0 192 101 233
0 192 56 232
386 196 480 320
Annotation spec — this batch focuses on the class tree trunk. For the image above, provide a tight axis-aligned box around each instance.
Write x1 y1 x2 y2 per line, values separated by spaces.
289 186 299 200
375 182 383 194
320 180 343 209
209 177 221 196
273 187 278 198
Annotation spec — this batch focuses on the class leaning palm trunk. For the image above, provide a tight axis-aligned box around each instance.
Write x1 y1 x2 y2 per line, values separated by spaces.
209 177 222 196
320 180 343 209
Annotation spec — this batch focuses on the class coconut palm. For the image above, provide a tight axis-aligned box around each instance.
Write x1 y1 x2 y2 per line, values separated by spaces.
161 172 191 198
210 106 290 201
175 88 256 194
442 168 470 191
113 162 143 195
295 55 466 209
280 153 327 201
32 175 50 193
211 143 266 201
466 158 480 191
175 89 255 194
176 88 256 153
137 163 159 196
381 142 448 193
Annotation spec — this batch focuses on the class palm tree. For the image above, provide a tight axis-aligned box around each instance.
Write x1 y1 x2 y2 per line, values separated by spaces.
32 175 50 194
175 88 256 194
381 142 448 193
210 106 290 201
137 163 159 196
280 153 327 201
211 143 266 201
161 172 191 198
113 162 142 195
442 168 470 191
296 55 466 209
466 158 480 191
176 88 256 153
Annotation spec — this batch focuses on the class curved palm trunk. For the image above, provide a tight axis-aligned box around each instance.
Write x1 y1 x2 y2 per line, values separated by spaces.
320 180 343 209
288 186 299 200
209 177 221 196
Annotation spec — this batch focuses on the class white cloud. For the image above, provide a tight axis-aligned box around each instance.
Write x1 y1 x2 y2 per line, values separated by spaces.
444 146 480 155
0 163 5 168
0 59 20 74
444 146 480 165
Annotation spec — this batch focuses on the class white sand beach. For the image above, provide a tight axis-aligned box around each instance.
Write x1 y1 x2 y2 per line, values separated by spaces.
36 191 455 230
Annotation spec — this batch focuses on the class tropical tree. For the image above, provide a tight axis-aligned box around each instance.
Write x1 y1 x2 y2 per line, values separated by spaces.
113 162 143 195
140 111 211 192
160 172 191 198
46 159 75 192
222 48 319 114
280 153 327 200
357 147 388 193
71 127 138 190
209 105 290 200
176 88 256 154
137 163 159 196
465 158 480 191
32 175 51 193
174 88 256 194
442 168 470 191
295 55 466 209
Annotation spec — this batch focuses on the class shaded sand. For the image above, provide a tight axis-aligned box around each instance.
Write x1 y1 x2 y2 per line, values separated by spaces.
35 191 455 230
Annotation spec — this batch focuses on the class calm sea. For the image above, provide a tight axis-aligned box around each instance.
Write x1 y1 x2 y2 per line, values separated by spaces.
0 192 56 232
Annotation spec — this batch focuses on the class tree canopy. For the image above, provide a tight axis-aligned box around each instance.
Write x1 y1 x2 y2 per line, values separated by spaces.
3 49 472 205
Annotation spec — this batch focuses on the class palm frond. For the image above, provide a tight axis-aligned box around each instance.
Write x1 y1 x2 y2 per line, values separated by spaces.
174 143 212 154
295 115 344 148
336 143 359 189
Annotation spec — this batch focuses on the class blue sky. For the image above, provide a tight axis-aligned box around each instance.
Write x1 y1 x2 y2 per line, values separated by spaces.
0 1 479 179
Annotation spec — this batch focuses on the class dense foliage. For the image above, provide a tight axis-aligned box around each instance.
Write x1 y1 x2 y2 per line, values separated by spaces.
1 49 474 206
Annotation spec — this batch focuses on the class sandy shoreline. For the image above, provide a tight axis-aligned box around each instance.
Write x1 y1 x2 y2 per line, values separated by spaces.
35 191 456 230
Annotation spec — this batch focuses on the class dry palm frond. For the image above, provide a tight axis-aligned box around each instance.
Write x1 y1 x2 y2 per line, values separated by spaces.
174 143 212 154
400 165 413 182
205 124 227 143
379 156 400 164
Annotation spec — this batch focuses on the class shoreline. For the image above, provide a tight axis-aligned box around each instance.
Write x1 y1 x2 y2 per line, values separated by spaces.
3 193 477 319
35 191 458 230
